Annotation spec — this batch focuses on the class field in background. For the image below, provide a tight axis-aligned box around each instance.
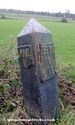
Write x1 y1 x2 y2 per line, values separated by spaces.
0 16 75 125
0 17 75 66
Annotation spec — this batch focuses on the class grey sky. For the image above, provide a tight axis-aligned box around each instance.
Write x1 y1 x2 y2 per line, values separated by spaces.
0 0 75 13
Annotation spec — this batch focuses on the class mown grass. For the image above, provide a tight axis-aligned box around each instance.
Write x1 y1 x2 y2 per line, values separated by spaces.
0 18 75 125
0 19 27 46
0 18 75 66
40 20 75 66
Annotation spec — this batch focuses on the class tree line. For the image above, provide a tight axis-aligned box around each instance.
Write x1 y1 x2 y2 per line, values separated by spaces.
0 8 75 20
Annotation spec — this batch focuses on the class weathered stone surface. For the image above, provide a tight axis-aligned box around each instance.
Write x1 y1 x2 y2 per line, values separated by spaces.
18 18 50 37
17 18 60 122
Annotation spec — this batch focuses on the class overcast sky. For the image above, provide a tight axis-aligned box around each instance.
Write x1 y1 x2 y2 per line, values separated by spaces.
0 0 75 14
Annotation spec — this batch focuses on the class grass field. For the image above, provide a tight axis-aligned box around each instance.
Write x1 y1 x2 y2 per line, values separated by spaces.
0 17 75 125
0 18 75 66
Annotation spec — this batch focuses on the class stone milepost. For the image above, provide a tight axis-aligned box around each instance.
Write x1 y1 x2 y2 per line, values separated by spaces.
17 18 60 124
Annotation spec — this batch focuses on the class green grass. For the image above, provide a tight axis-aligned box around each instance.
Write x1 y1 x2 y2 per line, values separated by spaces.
0 18 75 66
40 20 75 66
0 18 75 125
0 19 28 46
